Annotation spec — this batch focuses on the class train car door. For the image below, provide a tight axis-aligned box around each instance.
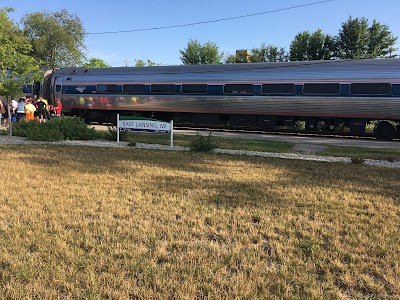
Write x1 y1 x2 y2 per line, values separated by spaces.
33 82 40 99
53 76 63 104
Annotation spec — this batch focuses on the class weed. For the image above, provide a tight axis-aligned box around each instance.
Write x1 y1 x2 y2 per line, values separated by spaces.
351 157 365 164
104 126 129 141
204 216 213 226
128 141 137 147
299 238 315 258
189 132 219 152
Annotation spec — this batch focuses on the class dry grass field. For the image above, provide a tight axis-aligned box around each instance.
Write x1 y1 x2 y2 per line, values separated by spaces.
0 144 399 299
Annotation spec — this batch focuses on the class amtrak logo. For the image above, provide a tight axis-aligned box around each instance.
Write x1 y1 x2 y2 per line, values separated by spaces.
76 86 86 93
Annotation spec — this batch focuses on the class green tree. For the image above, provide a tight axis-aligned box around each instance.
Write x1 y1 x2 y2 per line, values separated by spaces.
249 44 288 62
134 59 159 67
336 17 369 59
308 30 336 60
0 7 41 137
82 58 110 68
336 16 397 59
367 20 398 58
225 54 238 64
21 9 86 68
289 30 335 61
289 31 310 61
180 39 224 65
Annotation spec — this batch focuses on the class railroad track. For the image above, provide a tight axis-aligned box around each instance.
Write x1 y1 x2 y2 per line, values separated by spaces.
174 126 382 141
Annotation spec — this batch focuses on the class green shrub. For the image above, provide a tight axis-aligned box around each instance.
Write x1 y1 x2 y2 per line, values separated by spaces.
12 120 38 137
12 117 101 141
54 116 100 140
104 126 129 141
189 132 219 152
26 123 64 142
351 157 365 164
128 141 137 147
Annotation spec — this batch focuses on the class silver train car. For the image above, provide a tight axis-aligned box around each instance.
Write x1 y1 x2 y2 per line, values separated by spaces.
41 59 400 140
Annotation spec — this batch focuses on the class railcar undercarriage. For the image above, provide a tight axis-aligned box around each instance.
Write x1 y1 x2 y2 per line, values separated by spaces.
68 109 400 141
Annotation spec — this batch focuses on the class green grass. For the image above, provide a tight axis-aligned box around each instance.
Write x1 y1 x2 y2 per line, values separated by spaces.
0 145 399 299
322 145 400 161
125 131 293 153
124 131 400 161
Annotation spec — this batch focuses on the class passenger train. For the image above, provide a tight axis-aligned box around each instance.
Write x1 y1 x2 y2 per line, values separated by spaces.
31 59 400 140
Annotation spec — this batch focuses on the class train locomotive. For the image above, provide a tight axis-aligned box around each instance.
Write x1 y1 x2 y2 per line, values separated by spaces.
36 59 400 140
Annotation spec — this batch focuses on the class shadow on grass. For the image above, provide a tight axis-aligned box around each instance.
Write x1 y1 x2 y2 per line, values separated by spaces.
7 144 399 208
1 144 399 299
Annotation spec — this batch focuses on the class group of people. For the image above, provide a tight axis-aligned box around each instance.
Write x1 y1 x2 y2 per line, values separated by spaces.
0 96 62 127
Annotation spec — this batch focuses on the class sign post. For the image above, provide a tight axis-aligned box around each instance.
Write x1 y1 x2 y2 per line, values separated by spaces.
117 115 174 148
117 114 120 143
170 120 173 149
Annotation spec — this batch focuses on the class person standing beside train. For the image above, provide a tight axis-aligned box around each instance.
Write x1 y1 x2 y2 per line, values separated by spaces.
16 97 26 121
0 101 5 127
39 96 50 120
1 102 9 127
9 97 18 123
55 100 62 116
11 98 18 115
36 97 47 123
25 96 33 106
25 99 36 121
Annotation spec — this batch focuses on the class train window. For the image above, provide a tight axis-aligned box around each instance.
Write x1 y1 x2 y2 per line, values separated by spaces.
224 84 254 94
151 84 175 94
22 85 32 93
56 85 61 92
123 84 145 94
262 84 294 94
303 83 340 95
97 84 118 93
350 83 391 95
181 84 208 94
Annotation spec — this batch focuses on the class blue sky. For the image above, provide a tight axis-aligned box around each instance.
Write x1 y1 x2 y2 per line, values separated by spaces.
2 0 399 67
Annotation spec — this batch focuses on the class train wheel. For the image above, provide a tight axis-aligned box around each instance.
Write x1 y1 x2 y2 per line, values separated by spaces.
374 121 398 141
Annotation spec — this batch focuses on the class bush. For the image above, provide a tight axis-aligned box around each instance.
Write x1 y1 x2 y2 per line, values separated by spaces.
26 122 64 142
189 132 219 152
12 119 37 137
12 117 101 141
104 126 129 142
128 141 137 147
351 157 365 164
53 116 100 140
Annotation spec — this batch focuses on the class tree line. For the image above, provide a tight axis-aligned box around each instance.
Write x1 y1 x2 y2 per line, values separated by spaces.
1 6 398 70
185 16 398 64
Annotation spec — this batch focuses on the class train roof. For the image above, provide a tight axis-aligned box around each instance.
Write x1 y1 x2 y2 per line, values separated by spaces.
53 59 398 73
52 59 400 82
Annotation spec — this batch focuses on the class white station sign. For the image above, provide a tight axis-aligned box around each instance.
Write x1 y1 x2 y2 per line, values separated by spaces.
119 119 171 131
116 115 174 148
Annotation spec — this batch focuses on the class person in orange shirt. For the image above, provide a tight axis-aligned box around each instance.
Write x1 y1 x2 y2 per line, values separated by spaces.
25 100 36 121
